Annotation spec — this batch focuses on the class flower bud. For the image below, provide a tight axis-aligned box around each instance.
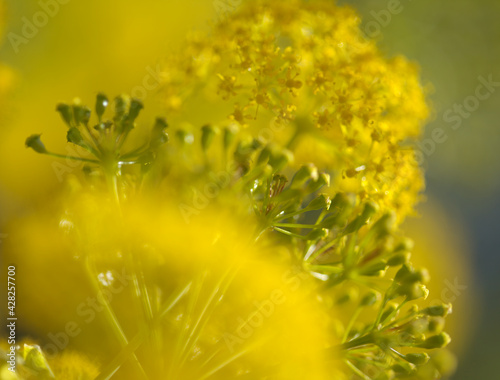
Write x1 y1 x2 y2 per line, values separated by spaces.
176 129 194 145
307 194 331 211
114 95 129 121
360 290 379 306
95 93 109 119
391 362 416 375
25 134 47 154
394 264 412 283
336 288 358 305
127 98 144 123
254 145 271 166
422 303 452 317
387 251 411 267
359 261 387 277
344 201 378 234
290 164 318 188
56 103 74 127
428 317 446 334
306 228 329 241
405 317 429 335
268 149 294 172
223 124 239 150
404 353 430 365
150 118 169 148
72 104 91 126
66 127 85 147
417 332 451 349
380 302 399 323
370 212 396 238
394 237 414 252
394 283 428 301
306 173 330 193
201 124 218 151
320 195 354 229
403 268 431 285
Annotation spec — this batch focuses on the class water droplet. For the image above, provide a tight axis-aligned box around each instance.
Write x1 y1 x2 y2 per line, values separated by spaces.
59 218 74 233
98 271 114 287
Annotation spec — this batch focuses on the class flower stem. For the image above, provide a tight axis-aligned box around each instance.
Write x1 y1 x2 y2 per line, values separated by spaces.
84 256 149 379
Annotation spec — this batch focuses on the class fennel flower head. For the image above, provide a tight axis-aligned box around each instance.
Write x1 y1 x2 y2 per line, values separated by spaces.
13 0 455 376
18 84 452 378
161 0 429 222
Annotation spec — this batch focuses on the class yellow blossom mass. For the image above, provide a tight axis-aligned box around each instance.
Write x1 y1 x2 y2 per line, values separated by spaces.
161 0 430 221
3 189 338 379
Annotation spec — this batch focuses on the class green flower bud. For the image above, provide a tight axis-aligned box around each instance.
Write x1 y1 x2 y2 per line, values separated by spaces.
422 303 452 317
256 145 272 166
290 164 318 188
307 194 331 211
320 193 355 230
387 251 411 267
359 261 387 277
404 353 430 365
393 283 428 301
235 138 262 164
176 129 194 145
394 264 413 283
417 332 451 349
268 149 294 172
95 93 109 119
380 302 399 323
25 134 47 153
391 362 416 374
114 95 129 121
394 237 414 252
201 124 218 151
72 104 91 126
223 124 239 151
306 228 329 241
344 201 378 234
56 103 74 127
336 288 358 305
428 317 446 334
406 268 431 284
306 173 330 193
406 317 430 335
360 290 379 306
330 192 353 211
66 127 86 147
127 98 144 122
150 117 169 148
154 117 168 131
370 212 396 238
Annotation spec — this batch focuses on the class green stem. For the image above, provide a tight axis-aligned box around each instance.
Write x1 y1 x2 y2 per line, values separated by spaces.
45 152 99 163
273 227 307 239
273 222 318 229
344 359 373 380
342 307 362 343
84 256 149 379
340 333 377 351
306 239 337 263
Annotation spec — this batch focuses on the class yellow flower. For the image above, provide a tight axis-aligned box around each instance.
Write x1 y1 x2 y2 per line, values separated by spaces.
4 190 339 379
161 0 429 222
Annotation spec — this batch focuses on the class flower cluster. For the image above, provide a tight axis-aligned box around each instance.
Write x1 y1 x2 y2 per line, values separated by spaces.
15 88 453 379
3 1 454 379
161 0 429 222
